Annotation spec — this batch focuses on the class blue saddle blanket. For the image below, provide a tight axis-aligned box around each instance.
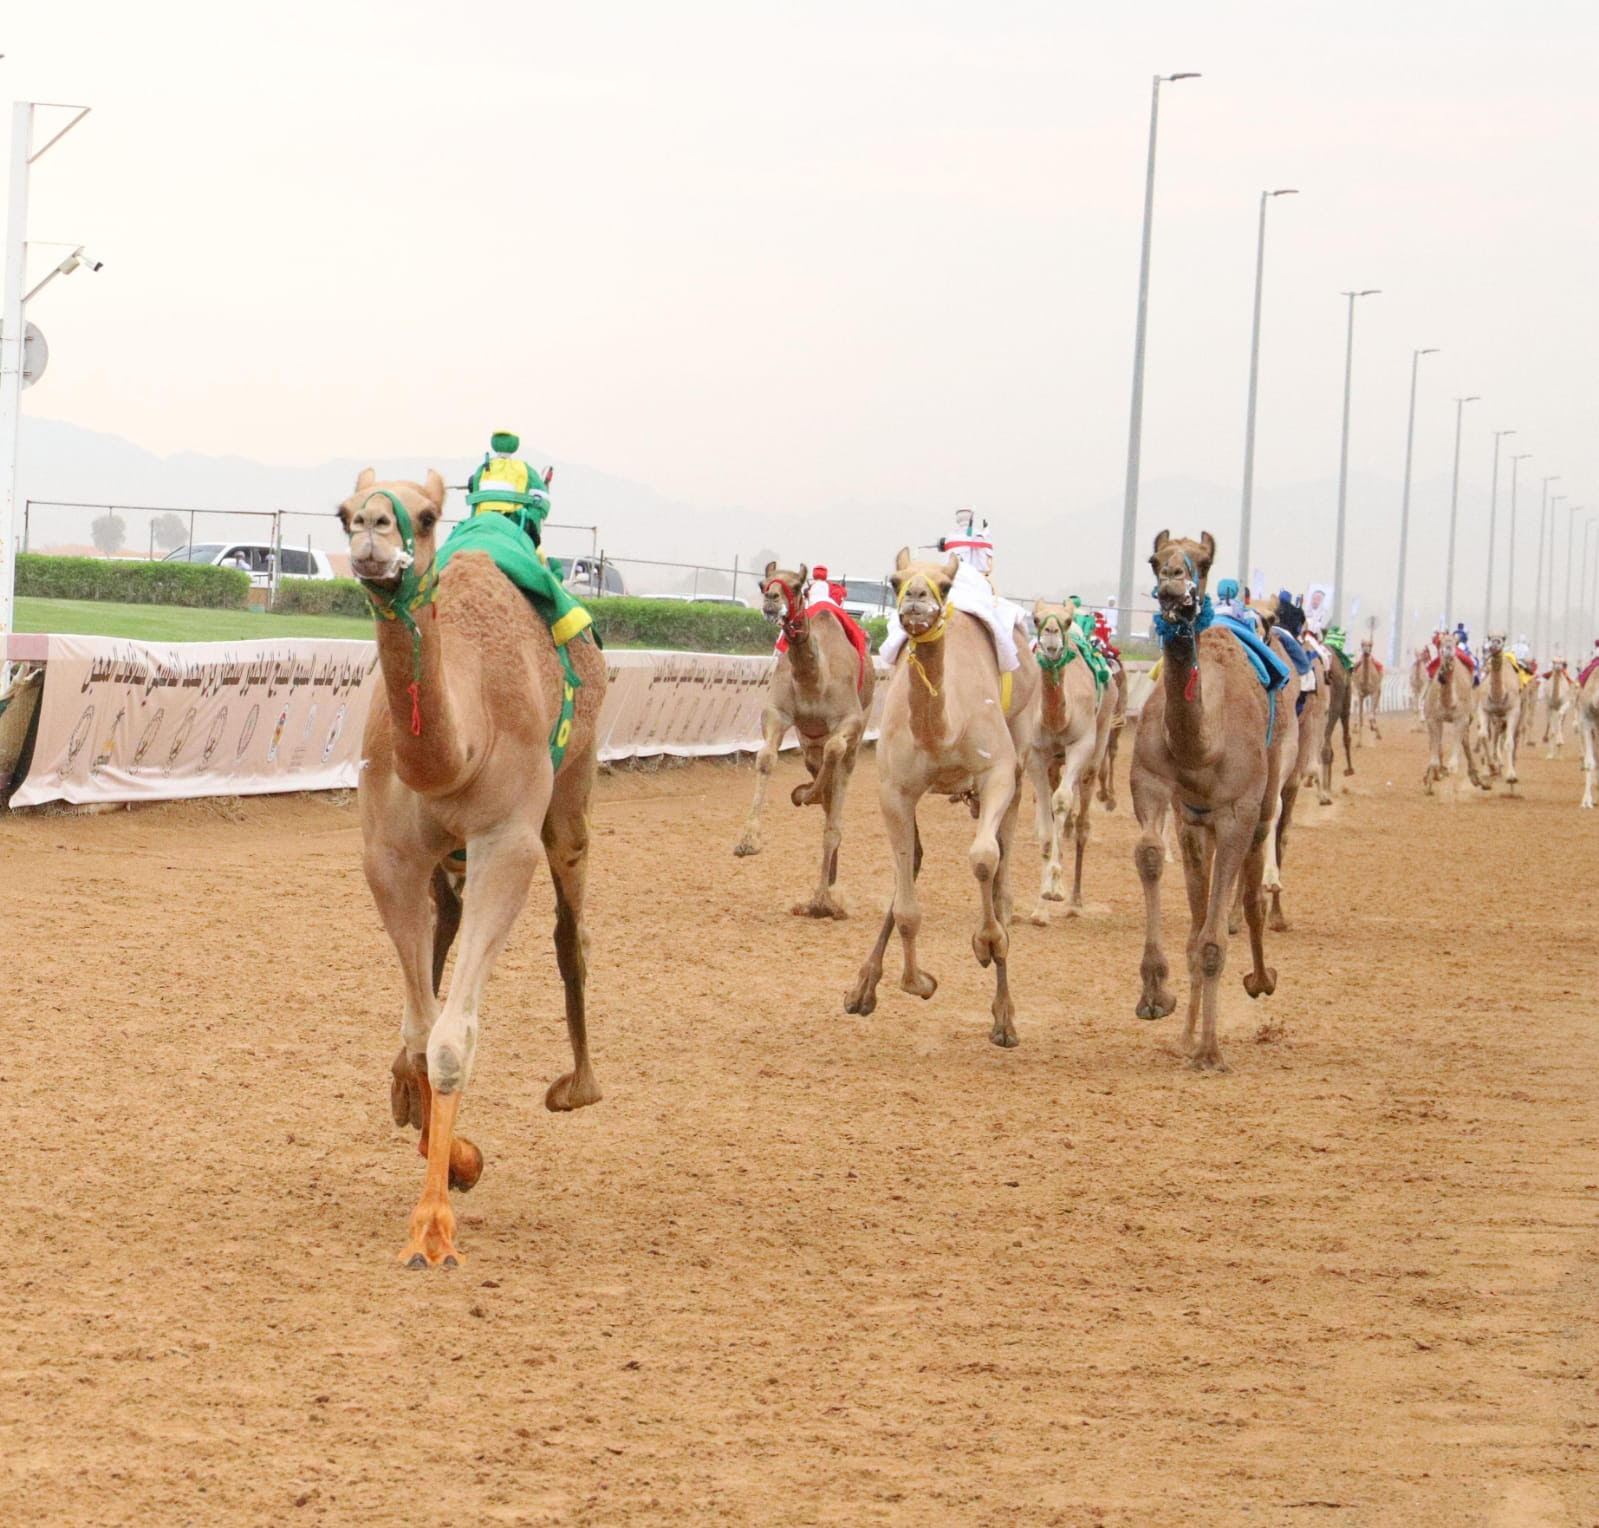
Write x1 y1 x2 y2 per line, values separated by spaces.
1213 614 1292 691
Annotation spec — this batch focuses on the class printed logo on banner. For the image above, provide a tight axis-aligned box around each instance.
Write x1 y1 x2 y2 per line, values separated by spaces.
91 702 128 776
62 705 95 777
201 707 229 767
266 707 290 764
134 708 165 766
165 707 198 774
289 703 318 771
235 704 260 762
322 703 348 763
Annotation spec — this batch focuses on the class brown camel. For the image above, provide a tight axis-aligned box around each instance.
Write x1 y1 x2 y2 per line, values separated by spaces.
340 471 606 1267
1025 600 1116 925
1130 531 1285 1071
1351 638 1384 745
1578 663 1599 809
1543 660 1574 757
1319 649 1353 801
1095 657 1129 812
845 550 1039 1047
1476 633 1523 789
1422 632 1488 795
733 563 875 917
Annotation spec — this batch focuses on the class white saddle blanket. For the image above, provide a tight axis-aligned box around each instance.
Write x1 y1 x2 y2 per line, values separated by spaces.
880 564 1022 672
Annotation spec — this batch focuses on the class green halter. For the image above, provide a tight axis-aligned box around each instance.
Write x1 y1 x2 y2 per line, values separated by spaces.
356 490 439 736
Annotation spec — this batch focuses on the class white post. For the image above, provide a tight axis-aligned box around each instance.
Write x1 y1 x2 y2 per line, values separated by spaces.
0 103 33 646
1443 394 1478 630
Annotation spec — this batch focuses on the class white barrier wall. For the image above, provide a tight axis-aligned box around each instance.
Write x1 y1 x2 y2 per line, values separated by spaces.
9 633 1153 808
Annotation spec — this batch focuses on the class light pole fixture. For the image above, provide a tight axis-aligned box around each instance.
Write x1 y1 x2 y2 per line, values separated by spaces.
1 101 95 648
1333 288 1380 625
1390 346 1438 667
1482 429 1515 636
1536 476 1562 657
1237 187 1298 590
1507 453 1532 640
1443 395 1480 629
1115 69 1201 643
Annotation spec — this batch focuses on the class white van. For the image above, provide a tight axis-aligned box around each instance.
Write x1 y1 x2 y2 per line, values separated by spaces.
162 542 336 587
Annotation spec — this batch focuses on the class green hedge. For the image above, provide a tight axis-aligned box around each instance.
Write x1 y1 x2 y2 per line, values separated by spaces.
16 554 249 609
273 577 372 618
585 596 777 654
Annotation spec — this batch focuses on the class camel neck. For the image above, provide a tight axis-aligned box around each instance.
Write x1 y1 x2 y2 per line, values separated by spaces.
370 562 468 791
784 611 824 690
1161 635 1208 758
905 629 948 747
1040 663 1067 732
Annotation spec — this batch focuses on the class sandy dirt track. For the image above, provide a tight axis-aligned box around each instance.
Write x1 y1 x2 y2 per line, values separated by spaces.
2 725 1596 1526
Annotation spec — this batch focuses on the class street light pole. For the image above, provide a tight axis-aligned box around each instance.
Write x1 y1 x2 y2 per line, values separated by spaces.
1483 429 1514 635
1443 395 1480 629
1390 346 1438 668
1543 491 1566 658
1333 288 1380 626
1535 476 1561 658
1507 453 1532 641
1565 504 1585 659
1237 187 1298 591
1115 69 1200 643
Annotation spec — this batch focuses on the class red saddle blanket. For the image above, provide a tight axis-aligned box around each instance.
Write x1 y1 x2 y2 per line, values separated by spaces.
775 604 871 693
1425 647 1475 678
1580 656 1599 687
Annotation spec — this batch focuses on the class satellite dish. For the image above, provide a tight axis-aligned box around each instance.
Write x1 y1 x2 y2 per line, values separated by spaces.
22 323 48 389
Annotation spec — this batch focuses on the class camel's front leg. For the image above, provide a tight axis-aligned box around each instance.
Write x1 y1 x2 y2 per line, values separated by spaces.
795 724 859 919
969 761 1020 1047
542 772 602 1113
1503 707 1521 787
732 708 787 856
401 820 541 1268
1131 775 1176 1020
1189 808 1254 1072
1177 820 1212 1050
847 792 928 1016
1050 727 1098 913
1239 829 1276 1002
1027 742 1060 925
1458 717 1488 790
1580 717 1598 809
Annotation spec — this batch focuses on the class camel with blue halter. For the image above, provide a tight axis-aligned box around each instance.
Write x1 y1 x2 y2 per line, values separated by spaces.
1025 599 1116 926
1129 530 1288 1072
338 469 607 1268
1476 633 1523 790
1422 630 1487 796
732 562 876 919
845 548 1039 1048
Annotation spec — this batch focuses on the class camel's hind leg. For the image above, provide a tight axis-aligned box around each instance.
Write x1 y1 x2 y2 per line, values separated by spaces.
794 724 859 919
1050 725 1100 914
973 760 1022 1048
1027 742 1062 926
1265 781 1299 933
1239 832 1276 1001
1580 714 1598 809
401 814 544 1268
543 765 603 1113
845 818 926 1016
732 708 787 857
1188 811 1254 1072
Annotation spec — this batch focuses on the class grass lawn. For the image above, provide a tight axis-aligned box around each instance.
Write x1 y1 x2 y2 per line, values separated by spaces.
15 598 375 643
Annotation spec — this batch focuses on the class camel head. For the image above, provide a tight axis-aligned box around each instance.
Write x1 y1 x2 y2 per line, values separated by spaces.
760 561 809 626
891 547 958 636
1360 637 1374 656
1032 599 1076 664
1484 630 1507 657
337 468 447 589
1251 592 1282 633
1148 530 1215 629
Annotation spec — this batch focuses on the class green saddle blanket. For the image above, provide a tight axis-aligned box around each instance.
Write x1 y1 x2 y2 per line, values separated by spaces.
434 510 593 768
1064 614 1112 694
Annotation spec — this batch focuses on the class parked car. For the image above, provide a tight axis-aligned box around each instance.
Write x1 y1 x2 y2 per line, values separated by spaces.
835 575 892 623
162 542 335 586
558 555 625 597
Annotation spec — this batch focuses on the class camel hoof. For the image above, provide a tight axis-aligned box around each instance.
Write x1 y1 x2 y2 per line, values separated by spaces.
732 835 761 857
441 1255 459 1269
791 896 846 920
1242 967 1277 999
1187 1054 1230 1074
971 929 1008 967
391 1047 424 1129
406 1253 428 1270
1343 767 1355 776
545 1071 602 1112
790 783 817 807
1029 907 1050 927
1042 888 1065 903
448 1136 484 1192
901 970 938 1001
1268 913 1289 933
1136 994 1176 1021
989 1025 1019 1049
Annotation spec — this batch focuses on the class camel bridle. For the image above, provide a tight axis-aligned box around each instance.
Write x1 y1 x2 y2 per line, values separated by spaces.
353 489 439 737
764 576 807 643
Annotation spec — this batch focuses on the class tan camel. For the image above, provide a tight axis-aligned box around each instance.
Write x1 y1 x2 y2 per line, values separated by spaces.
1130 531 1285 1071
845 550 1039 1047
1422 632 1488 795
1351 639 1384 745
1578 662 1599 809
1543 661 1573 758
1476 632 1522 790
733 563 875 917
1409 646 1431 730
1095 657 1129 812
340 471 606 1268
1025 600 1116 925
1319 650 1353 802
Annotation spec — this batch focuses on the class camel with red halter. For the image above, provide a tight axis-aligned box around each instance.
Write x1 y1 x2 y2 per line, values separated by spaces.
339 470 606 1268
1351 638 1384 745
1423 631 1488 796
733 563 875 918
1026 599 1116 925
845 549 1038 1047
1130 531 1286 1071
1476 632 1523 789
1543 660 1574 757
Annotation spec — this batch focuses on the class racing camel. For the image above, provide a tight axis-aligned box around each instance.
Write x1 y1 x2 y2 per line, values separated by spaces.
341 470 606 1267
1477 632 1523 790
1130 531 1286 1071
845 550 1038 1047
1351 637 1384 745
733 563 875 918
1423 632 1488 795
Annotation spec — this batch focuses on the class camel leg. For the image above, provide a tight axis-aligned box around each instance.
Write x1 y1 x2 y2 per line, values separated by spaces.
1131 774 1177 1020
845 823 923 1016
1459 717 1488 790
542 771 602 1113
1318 722 1334 805
1068 774 1093 912
1050 727 1098 913
1177 821 1211 1051
1240 831 1276 1000
1189 811 1254 1072
987 766 1025 1048
1353 700 1363 748
400 818 542 1268
732 708 787 856
1341 704 1354 776
1266 782 1298 933
1504 707 1520 788
1580 716 1597 809
1027 742 1060 926
970 762 1019 1047
1370 701 1382 741
794 726 857 919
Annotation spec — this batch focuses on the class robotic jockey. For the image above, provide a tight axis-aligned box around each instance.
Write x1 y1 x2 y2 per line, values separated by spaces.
880 508 1024 671
466 430 553 553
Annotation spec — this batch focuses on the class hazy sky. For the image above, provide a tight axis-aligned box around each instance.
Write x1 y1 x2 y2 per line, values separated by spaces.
6 1 1596 603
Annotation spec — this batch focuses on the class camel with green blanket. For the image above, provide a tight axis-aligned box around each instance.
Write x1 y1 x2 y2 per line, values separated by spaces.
340 470 607 1268
1026 599 1116 924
